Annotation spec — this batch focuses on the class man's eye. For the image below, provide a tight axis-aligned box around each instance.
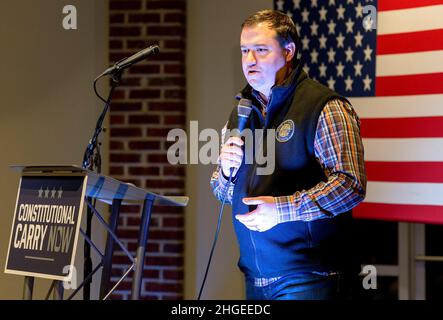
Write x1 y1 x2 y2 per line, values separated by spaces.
257 48 268 53
241 49 248 54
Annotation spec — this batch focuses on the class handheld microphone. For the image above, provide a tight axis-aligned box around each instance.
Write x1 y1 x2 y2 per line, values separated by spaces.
99 45 160 77
229 98 252 173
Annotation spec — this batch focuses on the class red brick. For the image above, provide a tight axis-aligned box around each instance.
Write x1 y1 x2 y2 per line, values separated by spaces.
110 153 141 163
110 0 142 10
110 140 124 150
145 180 184 189
149 102 185 111
110 115 125 125
163 166 185 176
149 77 185 86
145 256 183 267
147 154 169 163
164 243 184 254
128 64 160 74
145 1 186 10
146 128 173 137
130 89 161 99
121 205 141 213
127 242 159 252
153 206 184 214
111 102 142 112
126 40 159 49
129 140 161 150
110 27 141 37
110 13 125 24
164 13 186 24
128 115 160 124
109 166 124 175
163 217 184 228
110 40 124 49
143 269 160 279
128 13 161 23
164 115 186 125
128 166 160 175
110 128 142 137
149 230 184 241
147 26 185 37
164 40 185 49
163 269 183 280
164 64 185 74
113 77 141 87
145 282 183 293
165 89 185 99
150 52 185 62
112 90 126 100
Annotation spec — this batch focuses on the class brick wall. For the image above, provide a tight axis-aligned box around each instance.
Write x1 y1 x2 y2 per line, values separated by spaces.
108 0 186 300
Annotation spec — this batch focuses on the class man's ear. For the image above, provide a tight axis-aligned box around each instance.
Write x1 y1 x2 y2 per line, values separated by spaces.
284 42 296 62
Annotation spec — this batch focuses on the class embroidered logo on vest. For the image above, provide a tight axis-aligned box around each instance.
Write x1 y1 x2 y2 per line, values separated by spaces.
276 119 295 142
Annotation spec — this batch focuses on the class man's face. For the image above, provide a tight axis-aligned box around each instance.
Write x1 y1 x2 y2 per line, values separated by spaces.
240 23 290 97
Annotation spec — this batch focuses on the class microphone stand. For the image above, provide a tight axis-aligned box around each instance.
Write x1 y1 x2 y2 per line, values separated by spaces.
82 70 122 300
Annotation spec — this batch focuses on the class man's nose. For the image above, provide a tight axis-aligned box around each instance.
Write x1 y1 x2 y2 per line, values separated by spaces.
245 51 256 66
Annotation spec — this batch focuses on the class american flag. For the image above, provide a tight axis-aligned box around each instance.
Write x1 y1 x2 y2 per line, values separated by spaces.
275 0 443 224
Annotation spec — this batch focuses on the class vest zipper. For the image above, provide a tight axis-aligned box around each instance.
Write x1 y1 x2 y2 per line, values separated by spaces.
249 231 262 276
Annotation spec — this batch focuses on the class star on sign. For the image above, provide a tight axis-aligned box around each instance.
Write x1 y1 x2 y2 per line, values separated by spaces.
319 63 327 77
303 64 310 75
327 76 336 90
354 60 363 77
38 187 44 198
295 23 301 36
336 32 345 48
311 0 318 8
345 46 354 62
336 62 345 77
354 31 363 47
293 0 301 9
276 0 284 11
345 18 354 34
345 75 354 91
363 74 373 91
319 34 327 49
58 187 63 199
319 6 328 21
310 21 319 36
336 4 345 20
355 2 364 18
364 44 373 61
302 35 310 50
327 20 336 35
329 0 336 6
51 188 56 198
301 8 310 23
310 49 319 64
347 0 354 4
327 48 336 63
44 187 50 199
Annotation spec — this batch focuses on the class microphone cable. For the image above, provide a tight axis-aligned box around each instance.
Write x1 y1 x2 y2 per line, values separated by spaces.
197 168 234 300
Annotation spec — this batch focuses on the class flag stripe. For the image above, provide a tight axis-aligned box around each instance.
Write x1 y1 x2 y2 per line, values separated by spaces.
351 95 443 118
366 161 443 183
363 138 443 161
353 203 443 224
376 72 443 96
365 181 443 205
378 5 443 35
376 50 443 77
361 117 443 138
377 29 443 55
378 0 443 12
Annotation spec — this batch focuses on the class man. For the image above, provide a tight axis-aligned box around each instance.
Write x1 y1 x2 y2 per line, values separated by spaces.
210 10 366 300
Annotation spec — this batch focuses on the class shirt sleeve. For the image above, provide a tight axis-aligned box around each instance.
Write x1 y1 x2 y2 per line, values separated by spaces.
209 122 235 204
274 99 367 222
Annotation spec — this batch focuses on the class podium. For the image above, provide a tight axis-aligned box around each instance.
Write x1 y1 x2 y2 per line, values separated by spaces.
5 165 188 300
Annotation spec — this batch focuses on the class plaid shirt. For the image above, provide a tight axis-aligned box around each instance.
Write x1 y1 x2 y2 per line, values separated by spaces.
210 98 366 286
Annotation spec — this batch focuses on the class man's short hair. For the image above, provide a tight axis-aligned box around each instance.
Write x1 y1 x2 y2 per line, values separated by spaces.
241 9 300 53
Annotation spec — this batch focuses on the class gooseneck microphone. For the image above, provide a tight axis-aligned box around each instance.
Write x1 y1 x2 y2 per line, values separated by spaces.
99 45 160 77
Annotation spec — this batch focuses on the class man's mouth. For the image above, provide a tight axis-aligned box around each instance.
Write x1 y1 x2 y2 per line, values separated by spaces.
248 70 260 75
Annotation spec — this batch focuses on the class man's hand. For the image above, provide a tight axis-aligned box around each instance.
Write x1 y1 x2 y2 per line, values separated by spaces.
219 136 244 177
235 196 278 232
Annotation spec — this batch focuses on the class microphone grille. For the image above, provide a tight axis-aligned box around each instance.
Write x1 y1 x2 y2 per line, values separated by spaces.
238 99 252 118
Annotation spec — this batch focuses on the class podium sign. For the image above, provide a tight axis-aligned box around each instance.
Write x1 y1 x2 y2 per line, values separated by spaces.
5 175 87 280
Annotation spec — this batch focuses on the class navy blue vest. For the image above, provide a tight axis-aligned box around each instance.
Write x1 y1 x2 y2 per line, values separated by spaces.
226 67 359 278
